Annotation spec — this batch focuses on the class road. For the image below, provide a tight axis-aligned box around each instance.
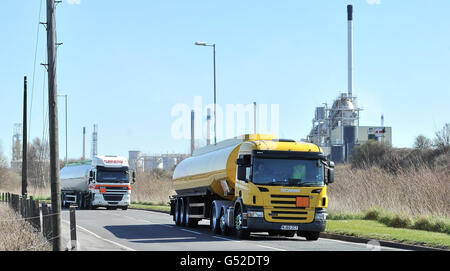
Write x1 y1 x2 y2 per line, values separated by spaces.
60 208 406 251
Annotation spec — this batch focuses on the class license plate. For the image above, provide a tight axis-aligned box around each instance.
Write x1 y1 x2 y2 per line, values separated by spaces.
280 225 298 231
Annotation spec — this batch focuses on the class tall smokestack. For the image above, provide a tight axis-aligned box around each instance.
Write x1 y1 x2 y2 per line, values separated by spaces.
191 110 195 155
92 124 98 158
82 127 86 160
253 102 257 134
347 4 353 98
206 108 211 145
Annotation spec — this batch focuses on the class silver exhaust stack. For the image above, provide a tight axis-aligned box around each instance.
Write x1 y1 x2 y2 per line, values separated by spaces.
347 5 353 98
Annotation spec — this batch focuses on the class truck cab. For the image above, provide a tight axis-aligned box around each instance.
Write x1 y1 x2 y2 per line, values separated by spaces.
233 140 334 239
88 156 134 210
60 155 135 210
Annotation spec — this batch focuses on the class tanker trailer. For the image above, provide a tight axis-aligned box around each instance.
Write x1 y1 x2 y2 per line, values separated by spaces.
60 155 135 210
170 134 335 240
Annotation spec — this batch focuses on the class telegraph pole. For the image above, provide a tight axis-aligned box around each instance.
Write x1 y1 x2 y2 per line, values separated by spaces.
22 76 27 197
46 0 62 251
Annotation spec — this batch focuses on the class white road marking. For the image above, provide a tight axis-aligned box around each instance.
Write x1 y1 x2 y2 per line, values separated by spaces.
180 228 202 235
211 235 240 242
62 219 135 251
255 244 287 251
160 224 175 228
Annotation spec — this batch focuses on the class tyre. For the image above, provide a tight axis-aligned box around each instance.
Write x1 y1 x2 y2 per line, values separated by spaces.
283 231 296 238
180 198 187 226
185 198 198 228
304 231 320 241
175 198 182 226
122 206 128 210
210 203 221 234
234 205 250 239
219 209 231 235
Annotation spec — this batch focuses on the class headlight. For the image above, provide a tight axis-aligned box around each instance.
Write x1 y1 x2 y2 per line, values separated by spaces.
247 211 264 218
315 212 328 221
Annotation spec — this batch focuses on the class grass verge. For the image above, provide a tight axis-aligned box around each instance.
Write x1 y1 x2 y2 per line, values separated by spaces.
129 201 170 213
326 220 450 249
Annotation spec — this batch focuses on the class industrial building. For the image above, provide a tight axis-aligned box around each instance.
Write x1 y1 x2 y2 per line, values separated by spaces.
306 5 392 163
128 150 188 172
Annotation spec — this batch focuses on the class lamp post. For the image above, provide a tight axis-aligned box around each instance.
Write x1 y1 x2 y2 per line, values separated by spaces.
195 41 217 145
58 94 67 164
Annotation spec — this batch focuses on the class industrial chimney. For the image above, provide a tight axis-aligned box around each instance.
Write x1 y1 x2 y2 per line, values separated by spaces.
92 124 98 158
82 127 86 160
206 108 211 145
347 4 353 98
191 110 195 155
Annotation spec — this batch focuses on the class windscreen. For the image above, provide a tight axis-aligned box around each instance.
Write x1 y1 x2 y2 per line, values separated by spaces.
96 167 129 183
252 158 324 187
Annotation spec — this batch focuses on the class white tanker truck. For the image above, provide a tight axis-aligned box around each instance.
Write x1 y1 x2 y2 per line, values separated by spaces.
60 155 135 210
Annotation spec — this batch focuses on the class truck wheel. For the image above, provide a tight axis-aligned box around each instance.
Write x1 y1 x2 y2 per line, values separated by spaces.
210 203 221 234
185 199 198 228
219 209 231 235
122 206 128 210
180 198 187 226
174 198 182 226
235 205 250 239
304 231 320 241
283 231 296 238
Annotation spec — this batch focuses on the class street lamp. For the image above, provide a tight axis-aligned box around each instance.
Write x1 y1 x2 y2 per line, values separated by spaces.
58 94 68 164
195 41 217 145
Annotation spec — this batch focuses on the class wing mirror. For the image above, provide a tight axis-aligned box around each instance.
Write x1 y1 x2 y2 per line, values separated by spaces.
236 155 251 166
327 161 335 184
88 170 94 184
132 171 136 184
237 165 247 182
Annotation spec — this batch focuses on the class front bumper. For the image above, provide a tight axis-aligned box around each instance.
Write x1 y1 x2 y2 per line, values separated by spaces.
244 207 327 233
92 193 130 207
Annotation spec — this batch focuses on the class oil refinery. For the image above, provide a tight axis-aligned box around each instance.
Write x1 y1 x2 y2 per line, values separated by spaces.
306 5 392 163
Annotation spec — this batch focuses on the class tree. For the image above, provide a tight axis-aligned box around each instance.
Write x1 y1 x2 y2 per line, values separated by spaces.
413 135 432 150
434 123 450 153
0 143 7 169
27 138 50 188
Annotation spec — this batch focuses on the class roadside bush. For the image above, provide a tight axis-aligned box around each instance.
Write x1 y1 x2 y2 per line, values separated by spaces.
132 169 175 204
363 207 382 220
388 214 413 229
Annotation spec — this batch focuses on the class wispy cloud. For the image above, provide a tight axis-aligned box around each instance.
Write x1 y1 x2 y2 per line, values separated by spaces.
367 0 381 4
67 0 81 5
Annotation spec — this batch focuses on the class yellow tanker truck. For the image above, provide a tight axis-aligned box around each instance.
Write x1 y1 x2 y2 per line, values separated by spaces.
170 134 335 240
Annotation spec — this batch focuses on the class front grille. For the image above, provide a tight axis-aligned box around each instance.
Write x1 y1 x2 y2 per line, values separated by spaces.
270 194 304 206
271 216 307 221
271 200 296 205
266 194 313 222
103 194 124 201
106 187 128 192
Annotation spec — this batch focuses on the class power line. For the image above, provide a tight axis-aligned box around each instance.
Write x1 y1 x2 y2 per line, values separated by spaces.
28 0 44 143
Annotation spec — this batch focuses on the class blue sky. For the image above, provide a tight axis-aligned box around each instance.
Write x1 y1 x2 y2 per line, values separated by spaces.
1 0 449 162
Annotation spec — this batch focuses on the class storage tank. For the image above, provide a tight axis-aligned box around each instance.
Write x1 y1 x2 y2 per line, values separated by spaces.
331 145 345 163
163 156 177 171
173 144 240 197
343 126 357 161
60 161 92 192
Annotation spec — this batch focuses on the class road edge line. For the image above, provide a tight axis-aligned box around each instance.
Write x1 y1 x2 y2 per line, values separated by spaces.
62 219 136 251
